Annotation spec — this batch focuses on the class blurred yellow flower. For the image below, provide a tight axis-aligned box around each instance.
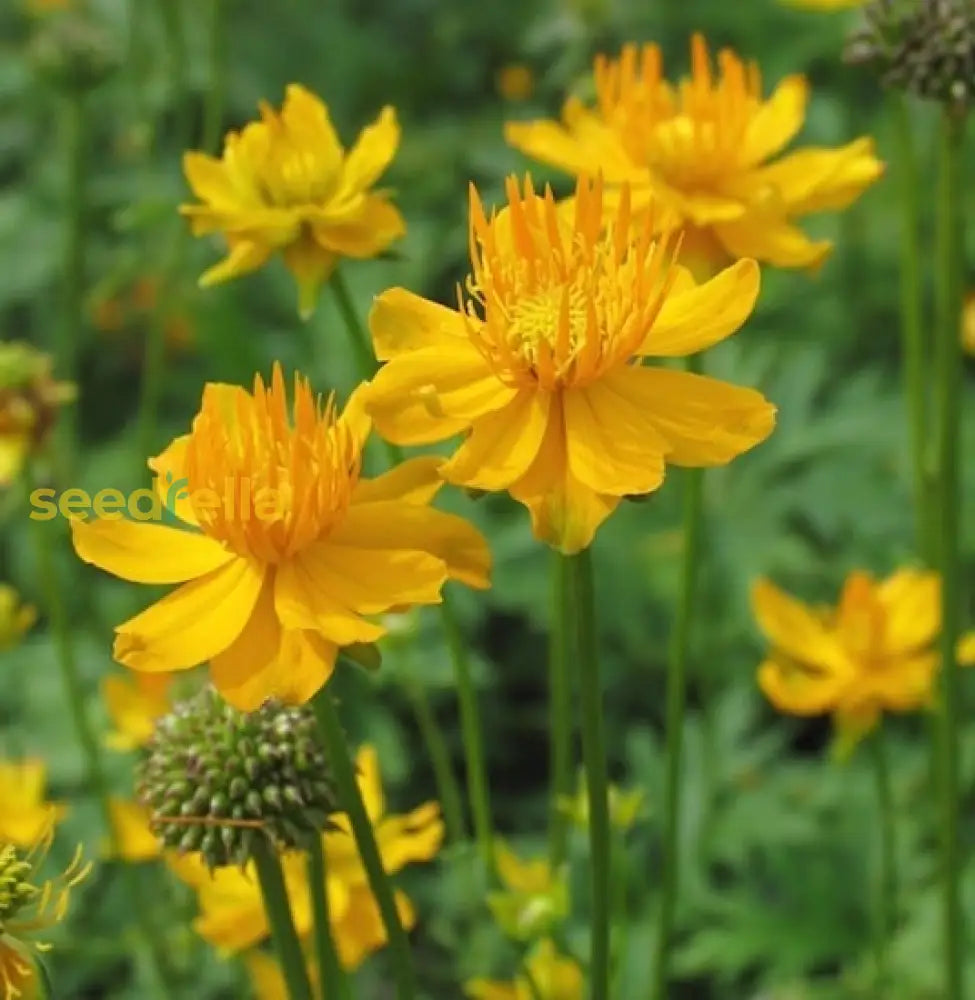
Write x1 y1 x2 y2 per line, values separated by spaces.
72 365 490 710
246 950 318 1000
465 939 584 999
105 800 160 863
365 174 774 553
181 84 405 318
173 745 442 968
962 291 975 355
781 0 865 8
488 841 567 941
753 570 975 747
497 63 535 102
0 832 90 1000
0 587 35 652
558 770 644 832
0 761 65 848
506 35 883 273
102 672 173 751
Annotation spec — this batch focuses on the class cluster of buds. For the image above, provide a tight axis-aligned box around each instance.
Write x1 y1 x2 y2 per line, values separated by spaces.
0 343 74 486
846 0 975 110
137 688 338 869
29 12 118 93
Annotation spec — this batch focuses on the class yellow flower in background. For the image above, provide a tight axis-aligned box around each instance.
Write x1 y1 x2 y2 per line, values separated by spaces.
0 832 90 1000
365 174 774 553
488 841 567 941
962 291 975 355
174 745 442 968
181 84 405 318
0 587 35 652
505 35 883 273
72 365 490 710
246 951 318 1000
753 570 975 748
0 762 65 848
558 770 645 832
466 939 584 1000
497 63 535 102
105 800 160 863
102 673 173 751
781 0 864 8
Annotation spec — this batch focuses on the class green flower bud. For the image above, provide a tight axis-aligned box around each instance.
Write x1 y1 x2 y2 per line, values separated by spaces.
29 13 120 94
137 687 339 869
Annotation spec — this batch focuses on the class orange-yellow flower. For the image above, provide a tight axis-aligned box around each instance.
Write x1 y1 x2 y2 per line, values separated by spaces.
181 84 405 318
364 174 774 553
505 35 883 272
465 939 584 999
71 366 490 710
753 570 975 746
0 762 65 848
102 672 173 751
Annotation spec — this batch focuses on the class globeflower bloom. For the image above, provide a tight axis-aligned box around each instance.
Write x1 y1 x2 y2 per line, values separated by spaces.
753 569 975 746
465 939 584 1000
181 84 405 318
505 35 883 271
0 762 64 848
71 366 490 709
365 174 775 553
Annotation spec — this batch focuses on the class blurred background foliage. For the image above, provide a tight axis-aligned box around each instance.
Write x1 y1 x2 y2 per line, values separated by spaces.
1 0 974 997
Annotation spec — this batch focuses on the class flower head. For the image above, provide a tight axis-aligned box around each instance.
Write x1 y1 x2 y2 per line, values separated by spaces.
365 174 774 553
465 939 584 1000
102 672 173 751
506 35 883 272
0 830 90 1000
181 85 405 318
0 762 64 849
71 365 490 709
488 842 567 941
753 569 975 749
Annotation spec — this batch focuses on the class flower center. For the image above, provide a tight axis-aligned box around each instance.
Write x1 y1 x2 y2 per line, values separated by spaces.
259 142 339 207
0 847 34 924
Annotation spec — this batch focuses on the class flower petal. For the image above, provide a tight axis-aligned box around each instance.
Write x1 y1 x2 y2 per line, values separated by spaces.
369 288 468 362
741 75 808 166
713 215 832 269
751 578 847 673
113 558 265 673
71 517 233 584
640 258 760 357
876 569 940 655
758 659 844 715
280 84 344 178
182 152 237 208
375 802 444 874
149 435 198 525
600 366 775 467
365 345 515 445
312 196 405 258
440 389 552 490
199 239 274 287
352 456 444 505
341 106 399 192
282 232 337 319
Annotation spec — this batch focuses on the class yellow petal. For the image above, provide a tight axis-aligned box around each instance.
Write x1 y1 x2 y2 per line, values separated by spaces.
329 501 492 590
71 517 233 583
366 346 515 445
757 659 844 715
741 75 808 167
332 885 416 970
182 151 237 207
601 366 775 467
149 434 198 525
341 105 399 192
199 239 274 287
958 632 975 666
751 578 847 673
369 288 468 362
641 258 760 357
280 84 343 177
713 215 832 269
351 456 444 505
313 196 405 258
876 568 940 654
107 799 160 862
375 802 445 874
282 232 337 319
113 557 265 673
440 389 552 490
355 745 385 823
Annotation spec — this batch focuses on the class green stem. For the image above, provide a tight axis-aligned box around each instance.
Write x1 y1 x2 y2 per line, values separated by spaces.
564 548 610 1000
440 596 495 877
308 836 348 1000
311 690 417 999
870 730 895 997
549 549 573 870
330 269 379 377
201 0 227 154
651 365 704 1000
253 838 315 1000
934 107 966 1000
403 676 467 846
153 0 190 152
891 96 932 562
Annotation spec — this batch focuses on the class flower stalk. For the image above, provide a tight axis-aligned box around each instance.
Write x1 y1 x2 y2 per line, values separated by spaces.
308 836 348 1000
870 729 896 996
549 551 573 870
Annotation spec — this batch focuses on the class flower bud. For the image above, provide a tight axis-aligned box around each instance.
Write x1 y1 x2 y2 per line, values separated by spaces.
137 688 338 868
29 13 119 94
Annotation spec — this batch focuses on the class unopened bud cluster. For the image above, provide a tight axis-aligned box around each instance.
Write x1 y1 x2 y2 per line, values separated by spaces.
138 688 337 868
0 343 74 462
847 0 975 109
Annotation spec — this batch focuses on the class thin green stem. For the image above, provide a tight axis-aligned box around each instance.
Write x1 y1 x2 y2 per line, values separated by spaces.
311 690 417 999
564 548 610 1000
870 730 895 997
440 596 495 877
403 676 467 846
153 0 190 152
330 269 379 377
934 107 966 1000
201 0 227 154
891 96 932 562
651 357 704 1000
253 838 315 1000
308 837 348 1000
549 550 573 870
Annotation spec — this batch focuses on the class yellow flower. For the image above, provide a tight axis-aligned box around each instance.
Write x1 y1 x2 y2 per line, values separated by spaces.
505 35 883 272
558 770 644 832
246 950 319 1000
753 570 975 747
102 672 173 751
173 745 442 968
0 588 35 653
181 84 405 318
364 174 774 553
962 291 975 355
497 64 535 102
465 939 584 1000
781 0 864 8
0 831 90 1000
71 365 490 710
105 800 160 863
488 842 567 941
0 762 65 849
